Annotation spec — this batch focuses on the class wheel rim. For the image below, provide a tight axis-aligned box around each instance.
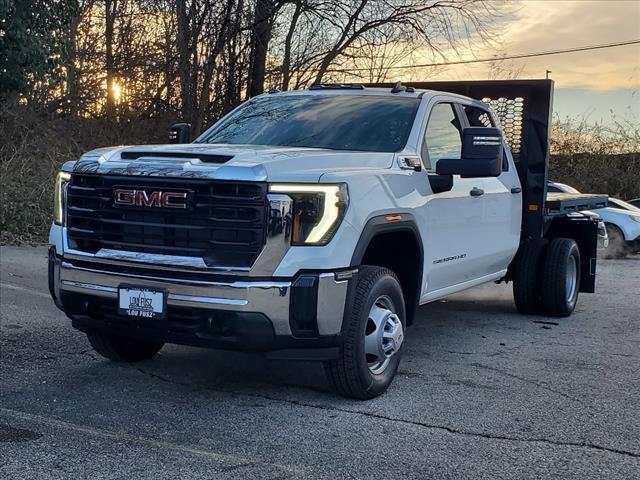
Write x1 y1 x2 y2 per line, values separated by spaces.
566 254 578 302
364 295 404 375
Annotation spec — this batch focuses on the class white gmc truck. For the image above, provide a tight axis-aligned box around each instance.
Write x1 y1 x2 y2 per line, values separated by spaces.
49 80 607 399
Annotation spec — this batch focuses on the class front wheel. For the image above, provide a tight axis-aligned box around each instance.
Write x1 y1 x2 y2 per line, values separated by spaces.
542 238 581 317
324 266 406 399
87 331 164 362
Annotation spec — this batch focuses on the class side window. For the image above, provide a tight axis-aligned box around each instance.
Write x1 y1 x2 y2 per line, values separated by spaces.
422 103 462 170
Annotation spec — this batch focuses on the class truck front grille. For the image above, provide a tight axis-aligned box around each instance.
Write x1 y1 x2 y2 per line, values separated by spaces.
66 174 267 268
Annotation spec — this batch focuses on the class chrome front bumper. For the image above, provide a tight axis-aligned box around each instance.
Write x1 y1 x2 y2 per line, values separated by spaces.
49 249 350 338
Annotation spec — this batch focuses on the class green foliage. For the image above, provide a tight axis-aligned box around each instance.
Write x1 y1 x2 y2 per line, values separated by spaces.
0 0 71 97
549 115 640 199
0 102 173 243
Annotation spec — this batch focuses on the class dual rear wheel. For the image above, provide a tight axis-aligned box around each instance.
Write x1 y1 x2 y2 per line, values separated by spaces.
513 237 581 317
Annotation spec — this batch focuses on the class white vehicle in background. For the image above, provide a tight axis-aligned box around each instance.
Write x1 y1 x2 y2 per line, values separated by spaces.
548 182 640 257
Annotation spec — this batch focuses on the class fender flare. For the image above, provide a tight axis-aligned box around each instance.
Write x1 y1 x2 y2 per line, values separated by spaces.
350 213 424 268
350 213 424 323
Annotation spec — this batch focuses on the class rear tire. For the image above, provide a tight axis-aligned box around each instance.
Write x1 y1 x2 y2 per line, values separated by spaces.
324 266 406 399
87 331 164 362
542 238 581 317
512 240 545 314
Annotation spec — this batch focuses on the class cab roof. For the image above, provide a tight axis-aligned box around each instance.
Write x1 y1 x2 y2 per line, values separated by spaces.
264 84 478 103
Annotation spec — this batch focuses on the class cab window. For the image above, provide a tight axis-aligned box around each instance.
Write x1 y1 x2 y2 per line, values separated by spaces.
422 103 462 170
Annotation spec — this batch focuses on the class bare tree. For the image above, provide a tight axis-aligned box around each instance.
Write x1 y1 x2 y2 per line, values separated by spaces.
311 0 494 84
104 0 118 120
487 57 524 80
176 0 238 133
12 0 499 125
341 26 417 83
247 0 285 97
263 0 494 91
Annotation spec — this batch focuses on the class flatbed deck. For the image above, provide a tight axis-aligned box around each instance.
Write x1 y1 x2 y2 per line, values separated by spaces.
545 192 608 215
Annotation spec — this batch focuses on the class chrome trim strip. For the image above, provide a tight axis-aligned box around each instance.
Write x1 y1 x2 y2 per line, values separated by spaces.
169 293 248 307
63 248 250 274
60 261 290 291
61 280 250 307
62 281 116 294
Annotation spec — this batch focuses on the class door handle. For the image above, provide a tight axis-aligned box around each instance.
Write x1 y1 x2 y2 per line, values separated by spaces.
510 187 522 194
470 187 485 197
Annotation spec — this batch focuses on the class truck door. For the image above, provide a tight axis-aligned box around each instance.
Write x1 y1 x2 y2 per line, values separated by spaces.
417 102 490 296
460 103 522 277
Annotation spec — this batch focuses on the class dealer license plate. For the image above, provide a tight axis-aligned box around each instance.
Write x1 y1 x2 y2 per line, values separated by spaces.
118 286 166 319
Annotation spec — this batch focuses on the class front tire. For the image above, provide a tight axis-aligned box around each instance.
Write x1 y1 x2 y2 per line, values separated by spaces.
542 238 581 317
324 266 406 399
87 331 164 362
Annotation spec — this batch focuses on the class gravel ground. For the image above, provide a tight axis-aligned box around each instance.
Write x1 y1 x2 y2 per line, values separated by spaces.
1 245 638 479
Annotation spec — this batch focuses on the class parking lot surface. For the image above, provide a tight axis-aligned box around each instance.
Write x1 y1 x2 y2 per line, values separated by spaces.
1 245 638 479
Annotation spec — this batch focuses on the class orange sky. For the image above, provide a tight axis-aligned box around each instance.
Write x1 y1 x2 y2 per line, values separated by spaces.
445 0 639 121
433 0 639 91
371 0 639 121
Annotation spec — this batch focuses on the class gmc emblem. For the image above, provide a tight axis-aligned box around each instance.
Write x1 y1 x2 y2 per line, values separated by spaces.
113 188 189 209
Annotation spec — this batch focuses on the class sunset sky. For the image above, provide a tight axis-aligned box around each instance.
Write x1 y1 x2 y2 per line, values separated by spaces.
409 0 640 123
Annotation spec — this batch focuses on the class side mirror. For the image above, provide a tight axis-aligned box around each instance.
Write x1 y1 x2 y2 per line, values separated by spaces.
436 127 503 178
169 123 192 144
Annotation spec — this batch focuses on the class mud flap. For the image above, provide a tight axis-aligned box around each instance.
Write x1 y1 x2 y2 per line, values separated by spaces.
546 217 598 293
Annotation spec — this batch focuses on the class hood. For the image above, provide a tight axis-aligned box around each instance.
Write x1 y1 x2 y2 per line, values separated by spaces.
72 143 395 183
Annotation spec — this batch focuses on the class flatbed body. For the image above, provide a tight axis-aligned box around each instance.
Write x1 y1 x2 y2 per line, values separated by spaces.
546 192 609 215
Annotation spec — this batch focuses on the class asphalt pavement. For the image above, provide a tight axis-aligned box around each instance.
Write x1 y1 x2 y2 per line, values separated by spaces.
1 245 638 479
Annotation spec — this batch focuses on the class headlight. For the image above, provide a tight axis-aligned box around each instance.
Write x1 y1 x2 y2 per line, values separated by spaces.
269 183 348 245
54 171 71 225
630 215 640 223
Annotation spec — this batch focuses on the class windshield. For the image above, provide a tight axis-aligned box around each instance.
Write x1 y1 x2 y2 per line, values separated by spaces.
197 94 420 153
609 198 640 212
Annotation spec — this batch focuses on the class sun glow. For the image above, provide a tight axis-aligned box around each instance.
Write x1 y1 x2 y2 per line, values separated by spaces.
112 83 122 103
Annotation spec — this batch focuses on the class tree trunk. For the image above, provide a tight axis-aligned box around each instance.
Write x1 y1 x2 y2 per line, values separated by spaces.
281 1 302 91
314 52 338 84
176 0 194 127
223 0 244 112
313 0 369 84
248 0 276 98
105 0 117 121
194 1 233 135
66 15 80 116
